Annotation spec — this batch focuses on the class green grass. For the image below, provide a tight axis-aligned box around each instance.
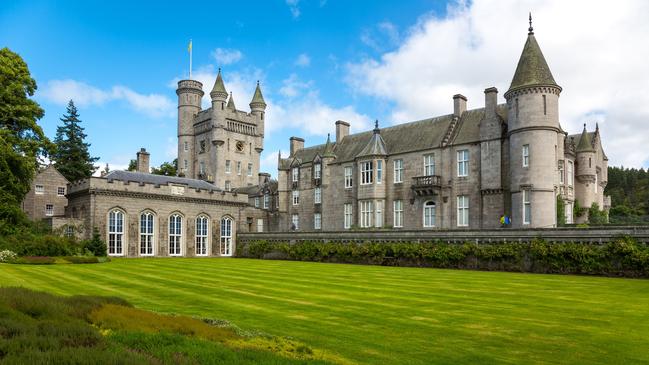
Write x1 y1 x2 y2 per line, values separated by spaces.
1 258 648 364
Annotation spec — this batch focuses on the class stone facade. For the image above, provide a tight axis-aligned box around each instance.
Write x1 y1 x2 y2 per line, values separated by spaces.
276 24 609 232
21 165 69 221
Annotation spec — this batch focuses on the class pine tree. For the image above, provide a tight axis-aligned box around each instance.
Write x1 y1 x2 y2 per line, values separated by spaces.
52 100 99 181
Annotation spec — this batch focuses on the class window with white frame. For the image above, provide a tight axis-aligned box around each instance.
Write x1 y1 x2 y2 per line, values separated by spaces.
314 213 322 230
220 217 233 256
140 212 154 256
594 173 598 193
292 167 299 182
225 181 231 191
522 144 530 167
247 163 253 176
254 197 260 207
393 200 403 228
65 225 74 238
225 160 231 173
292 190 300 205
360 161 373 185
344 166 353 188
424 154 435 176
344 203 353 229
567 161 574 186
35 184 44 194
360 200 374 228
523 190 531 225
424 201 436 227
264 194 270 209
559 161 564 184
375 200 383 227
457 195 469 227
57 187 65 196
394 159 403 183
257 218 264 232
314 187 321 204
45 204 54 216
108 209 124 255
291 214 299 230
457 150 469 177
314 163 321 179
236 161 241 175
199 161 205 175
376 160 383 184
183 159 188 171
196 215 209 256
169 214 183 256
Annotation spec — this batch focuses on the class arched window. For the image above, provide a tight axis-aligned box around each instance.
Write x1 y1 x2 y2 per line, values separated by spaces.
196 215 209 256
220 216 233 257
108 209 124 255
169 214 183 256
423 201 436 228
140 211 155 256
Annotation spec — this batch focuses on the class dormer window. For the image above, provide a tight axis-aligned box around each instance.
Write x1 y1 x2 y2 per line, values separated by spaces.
314 163 321 179
292 167 299 182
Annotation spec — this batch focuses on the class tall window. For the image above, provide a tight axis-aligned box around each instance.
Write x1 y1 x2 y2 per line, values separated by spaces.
108 209 124 255
344 203 353 229
57 187 66 196
559 161 564 184
169 214 183 256
567 161 574 186
225 181 231 191
543 95 547 115
457 196 469 227
376 160 383 184
264 194 270 209
220 217 233 256
314 187 321 204
183 159 188 171
292 167 299 182
236 161 242 175
394 159 403 183
360 200 374 228
522 144 529 167
314 213 322 230
184 141 188 151
292 190 300 205
393 200 403 228
424 201 436 228
424 154 435 176
291 214 299 230
457 150 469 177
344 166 353 188
45 204 54 216
247 163 253 176
523 190 531 225
196 215 209 256
199 161 206 175
360 161 373 185
35 184 44 194
254 197 260 207
225 160 231 173
257 219 264 232
375 200 383 228
314 163 321 179
140 212 154 256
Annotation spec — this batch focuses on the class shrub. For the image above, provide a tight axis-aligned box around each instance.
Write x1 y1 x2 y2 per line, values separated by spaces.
0 249 17 263
14 256 56 265
0 232 81 257
82 228 107 257
61 256 100 264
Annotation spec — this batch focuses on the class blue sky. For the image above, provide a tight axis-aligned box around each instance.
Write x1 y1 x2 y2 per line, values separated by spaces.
2 0 649 174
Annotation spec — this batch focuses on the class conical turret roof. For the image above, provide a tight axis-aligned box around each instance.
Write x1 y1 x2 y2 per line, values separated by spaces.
507 15 560 93
357 120 387 157
250 81 267 107
576 124 595 152
227 92 236 110
210 68 228 99
323 133 336 158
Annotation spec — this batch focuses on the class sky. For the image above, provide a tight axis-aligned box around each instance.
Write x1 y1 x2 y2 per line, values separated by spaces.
2 0 648 176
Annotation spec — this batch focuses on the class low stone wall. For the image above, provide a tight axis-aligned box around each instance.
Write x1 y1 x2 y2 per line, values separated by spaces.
238 226 649 245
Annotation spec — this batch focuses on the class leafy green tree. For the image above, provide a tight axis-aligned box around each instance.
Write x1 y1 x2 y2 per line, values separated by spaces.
52 100 99 182
0 48 52 228
151 159 177 176
588 203 608 225
127 159 137 171
83 227 107 256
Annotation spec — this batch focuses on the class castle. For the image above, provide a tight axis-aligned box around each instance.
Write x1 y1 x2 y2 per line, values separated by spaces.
22 17 609 256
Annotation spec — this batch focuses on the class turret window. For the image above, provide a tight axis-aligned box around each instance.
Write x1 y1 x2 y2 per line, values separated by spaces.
515 98 519 118
360 161 374 185
522 144 529 167
184 141 188 152
522 190 531 225
543 95 547 115
314 187 321 204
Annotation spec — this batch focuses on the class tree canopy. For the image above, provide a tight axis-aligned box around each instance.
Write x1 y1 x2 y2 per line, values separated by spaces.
151 159 177 176
605 166 649 224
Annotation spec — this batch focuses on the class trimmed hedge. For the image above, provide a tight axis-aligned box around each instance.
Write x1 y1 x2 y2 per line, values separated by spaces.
14 256 56 265
237 236 649 277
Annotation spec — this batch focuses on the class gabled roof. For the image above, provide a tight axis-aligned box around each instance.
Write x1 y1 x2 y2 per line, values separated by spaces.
508 31 559 93
104 170 220 191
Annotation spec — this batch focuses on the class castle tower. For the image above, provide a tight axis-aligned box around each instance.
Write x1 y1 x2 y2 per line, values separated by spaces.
574 124 597 221
504 14 562 228
479 87 505 228
249 81 267 136
176 79 204 177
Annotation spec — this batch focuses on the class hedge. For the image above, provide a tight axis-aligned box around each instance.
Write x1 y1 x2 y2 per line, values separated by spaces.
236 236 649 277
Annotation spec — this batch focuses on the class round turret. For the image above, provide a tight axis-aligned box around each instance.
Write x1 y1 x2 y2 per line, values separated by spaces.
176 79 204 177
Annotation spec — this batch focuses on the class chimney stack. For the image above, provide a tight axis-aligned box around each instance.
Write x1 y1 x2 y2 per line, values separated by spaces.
335 120 350 143
289 136 304 156
484 87 498 116
453 94 467 118
136 148 150 173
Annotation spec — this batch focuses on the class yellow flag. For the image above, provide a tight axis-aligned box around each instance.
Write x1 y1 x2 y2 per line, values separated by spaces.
188 40 192 53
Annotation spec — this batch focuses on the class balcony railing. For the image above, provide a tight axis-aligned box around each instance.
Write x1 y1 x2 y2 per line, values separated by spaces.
411 175 442 196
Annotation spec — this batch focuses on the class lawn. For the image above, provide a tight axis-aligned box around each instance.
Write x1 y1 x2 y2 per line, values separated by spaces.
1 258 648 364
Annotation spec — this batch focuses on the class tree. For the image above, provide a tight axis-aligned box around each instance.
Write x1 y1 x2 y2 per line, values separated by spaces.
127 159 137 171
151 159 177 176
83 227 106 256
52 100 99 182
0 48 52 228
556 195 566 226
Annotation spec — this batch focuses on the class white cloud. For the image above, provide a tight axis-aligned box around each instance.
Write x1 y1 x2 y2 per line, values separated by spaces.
346 0 649 167
260 151 279 179
294 53 311 67
360 21 400 51
41 79 174 118
211 48 243 65
279 73 313 98
286 0 300 18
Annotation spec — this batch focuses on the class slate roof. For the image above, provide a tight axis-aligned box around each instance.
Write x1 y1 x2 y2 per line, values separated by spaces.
508 33 559 92
211 69 227 97
104 171 220 191
227 92 236 110
280 104 508 167
234 179 278 197
250 82 266 106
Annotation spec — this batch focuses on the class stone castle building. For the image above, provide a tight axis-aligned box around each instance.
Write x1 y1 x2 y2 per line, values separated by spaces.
276 20 609 231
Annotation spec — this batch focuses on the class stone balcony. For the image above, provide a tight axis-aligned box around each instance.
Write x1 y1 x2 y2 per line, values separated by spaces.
411 175 442 197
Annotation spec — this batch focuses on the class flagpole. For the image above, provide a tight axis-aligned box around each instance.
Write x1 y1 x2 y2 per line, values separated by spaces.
189 39 193 80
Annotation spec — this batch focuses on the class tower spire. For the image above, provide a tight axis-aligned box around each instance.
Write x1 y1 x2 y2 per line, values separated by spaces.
528 12 534 35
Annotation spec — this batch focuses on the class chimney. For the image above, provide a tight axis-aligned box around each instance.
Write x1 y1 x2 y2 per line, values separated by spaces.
258 172 270 186
136 148 150 173
335 120 350 143
453 94 467 118
484 87 498 116
289 136 304 156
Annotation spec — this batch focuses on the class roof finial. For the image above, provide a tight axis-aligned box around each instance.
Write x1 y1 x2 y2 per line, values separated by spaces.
583 123 587 130
257 80 260 86
528 12 534 35
373 119 380 133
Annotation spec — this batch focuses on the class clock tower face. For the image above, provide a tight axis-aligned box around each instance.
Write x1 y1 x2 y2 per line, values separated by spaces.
236 141 245 152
